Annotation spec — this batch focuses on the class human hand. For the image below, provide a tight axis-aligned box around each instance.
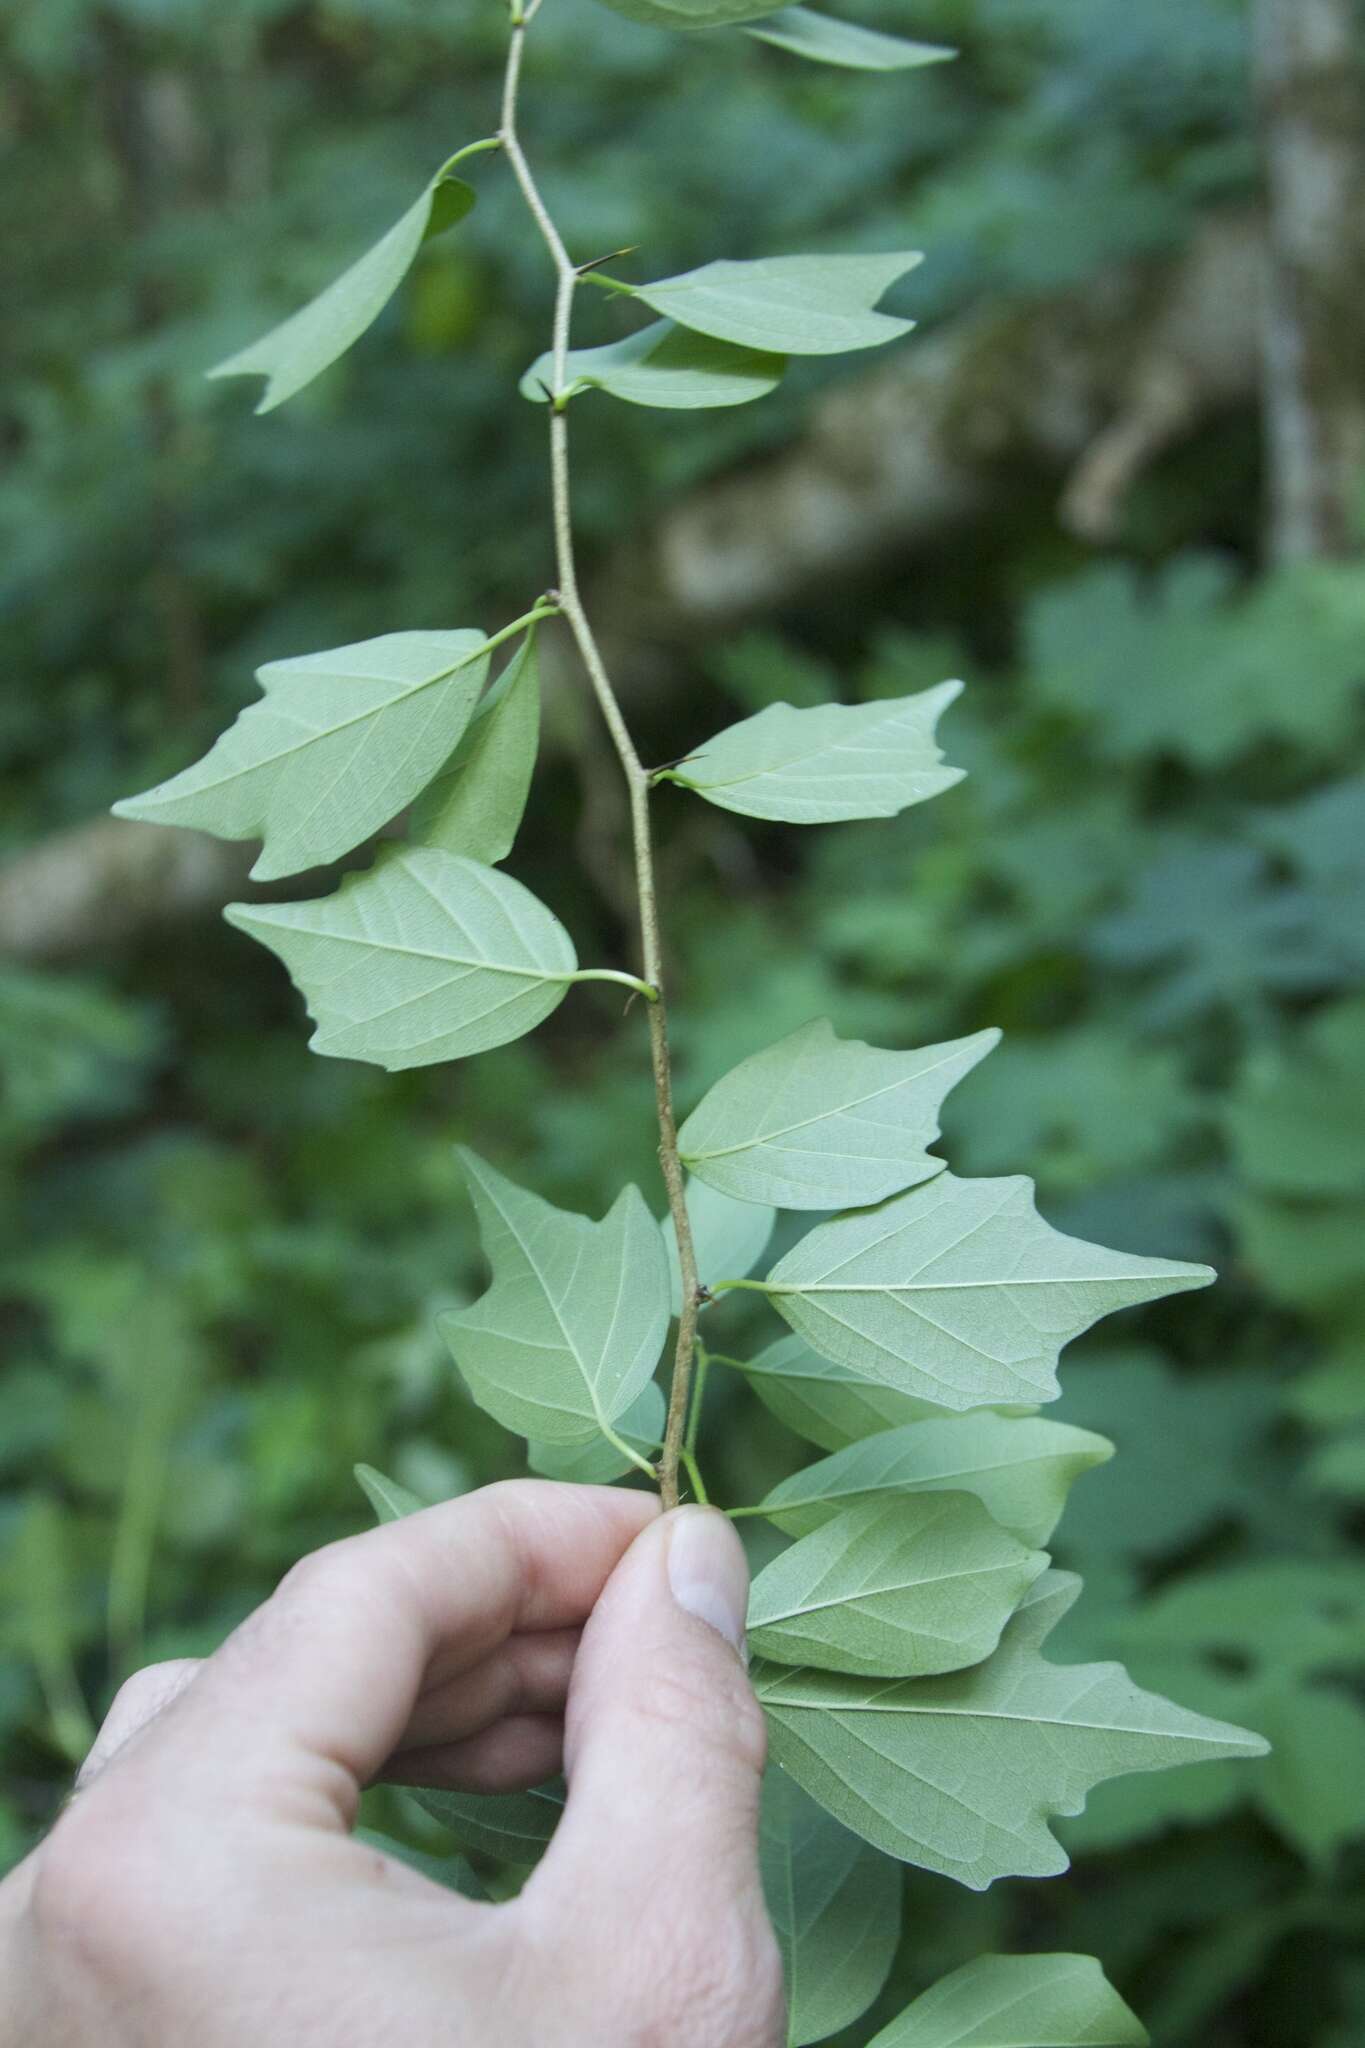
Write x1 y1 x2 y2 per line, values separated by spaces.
0 1482 784 2046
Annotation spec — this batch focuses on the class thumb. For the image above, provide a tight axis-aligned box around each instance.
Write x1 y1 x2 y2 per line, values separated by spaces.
534 1507 782 2040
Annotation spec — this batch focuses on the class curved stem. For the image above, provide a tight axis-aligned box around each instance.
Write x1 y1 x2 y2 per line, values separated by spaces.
501 15 701 1510
567 968 660 1000
601 1420 662 1483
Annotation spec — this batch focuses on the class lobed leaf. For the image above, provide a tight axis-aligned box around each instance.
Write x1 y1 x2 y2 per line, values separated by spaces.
410 631 541 865
660 682 962 824
663 1176 777 1316
867 1953 1148 2047
623 251 922 356
747 8 957 70
411 1780 566 1862
208 160 480 412
227 849 579 1070
747 1493 1048 1678
738 1333 944 1451
760 1172 1215 1410
115 631 490 882
756 1572 1268 1890
758 1414 1114 1546
760 1768 900 2047
440 1150 670 1444
679 1019 996 1209
521 319 785 410
527 1381 666 1482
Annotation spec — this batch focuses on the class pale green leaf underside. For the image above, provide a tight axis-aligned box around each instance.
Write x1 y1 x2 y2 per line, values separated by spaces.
115 631 489 882
739 1334 945 1451
354 1463 425 1523
747 8 957 70
760 1768 900 2047
748 1494 1048 1678
226 848 576 1070
522 319 785 409
758 1413 1115 1547
762 1172 1214 1410
412 1779 566 1862
626 251 922 356
410 632 541 865
868 1953 1148 2048
441 1149 670 1443
527 1380 666 1482
208 166 476 412
679 1019 997 1209
757 1572 1267 1890
664 681 963 824
664 1176 777 1316
595 0 788 26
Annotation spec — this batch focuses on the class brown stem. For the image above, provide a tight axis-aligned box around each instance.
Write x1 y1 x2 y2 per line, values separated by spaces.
499 13 701 1508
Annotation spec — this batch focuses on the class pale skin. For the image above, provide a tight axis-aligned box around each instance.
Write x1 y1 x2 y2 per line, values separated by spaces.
0 1482 785 2046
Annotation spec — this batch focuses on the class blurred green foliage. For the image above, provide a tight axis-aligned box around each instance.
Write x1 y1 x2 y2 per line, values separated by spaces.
2 0 1363 2040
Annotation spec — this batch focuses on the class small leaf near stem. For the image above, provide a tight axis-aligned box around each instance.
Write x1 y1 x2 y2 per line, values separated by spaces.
499 10 703 1508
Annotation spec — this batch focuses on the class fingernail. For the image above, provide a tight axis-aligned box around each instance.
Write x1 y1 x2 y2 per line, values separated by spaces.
666 1507 749 1657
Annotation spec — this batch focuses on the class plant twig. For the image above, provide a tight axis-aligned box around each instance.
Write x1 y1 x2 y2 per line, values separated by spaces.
500 17 702 1510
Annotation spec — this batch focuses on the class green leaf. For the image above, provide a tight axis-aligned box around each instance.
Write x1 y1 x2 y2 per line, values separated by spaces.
664 1176 776 1316
679 1021 996 1209
758 1414 1115 1545
623 251 922 356
440 1150 670 1444
748 1494 1048 1678
410 632 541 866
527 1380 666 1482
868 1954 1148 2048
522 319 785 410
225 849 577 1070
760 1768 900 2047
115 632 490 882
208 158 481 412
1225 996 1365 1199
747 8 956 70
355 1463 425 1523
758 1173 1214 1410
756 1572 1267 1889
738 1334 945 1451
594 0 792 28
354 1828 486 1899
411 1780 566 1862
660 682 962 824
1256 1686 1365 1864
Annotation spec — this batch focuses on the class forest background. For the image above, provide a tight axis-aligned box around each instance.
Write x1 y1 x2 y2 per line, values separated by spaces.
2 2 1363 2041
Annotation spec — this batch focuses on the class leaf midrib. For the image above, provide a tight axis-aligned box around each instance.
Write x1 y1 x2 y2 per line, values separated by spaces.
686 1038 975 1162
759 1688 1249 1743
684 701 943 793
140 640 488 806
753 1553 1027 1630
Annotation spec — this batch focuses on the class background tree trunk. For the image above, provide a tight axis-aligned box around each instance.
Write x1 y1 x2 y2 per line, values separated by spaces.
1254 0 1365 563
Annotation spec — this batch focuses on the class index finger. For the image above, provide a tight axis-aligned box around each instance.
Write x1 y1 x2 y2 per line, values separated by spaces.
102 1480 657 1827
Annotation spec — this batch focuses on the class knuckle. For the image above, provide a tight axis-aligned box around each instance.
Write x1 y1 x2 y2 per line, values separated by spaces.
29 1802 171 1980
